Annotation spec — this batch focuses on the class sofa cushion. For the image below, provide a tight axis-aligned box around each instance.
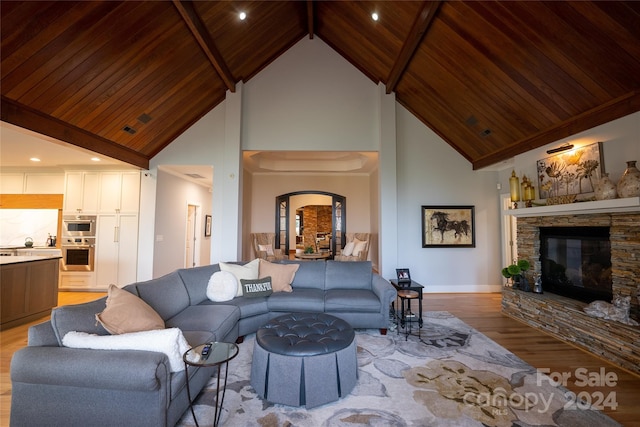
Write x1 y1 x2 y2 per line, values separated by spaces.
241 277 273 298
199 297 270 319
135 272 190 321
325 260 372 290
220 259 260 296
266 288 325 312
177 264 220 305
325 289 381 312
165 305 240 343
181 330 214 348
284 260 326 290
258 259 299 292
96 284 165 334
50 297 110 345
206 271 237 302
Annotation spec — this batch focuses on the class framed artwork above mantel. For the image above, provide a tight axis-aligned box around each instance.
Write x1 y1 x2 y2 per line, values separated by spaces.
536 141 604 204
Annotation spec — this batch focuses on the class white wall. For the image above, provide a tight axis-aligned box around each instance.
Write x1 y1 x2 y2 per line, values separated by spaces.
141 103 227 279
396 106 502 292
152 169 212 277
242 38 378 152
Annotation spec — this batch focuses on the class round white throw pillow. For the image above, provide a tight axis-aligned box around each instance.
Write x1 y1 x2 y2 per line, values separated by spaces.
206 271 238 302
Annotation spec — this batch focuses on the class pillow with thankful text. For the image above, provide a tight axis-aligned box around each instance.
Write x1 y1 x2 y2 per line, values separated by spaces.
240 276 273 298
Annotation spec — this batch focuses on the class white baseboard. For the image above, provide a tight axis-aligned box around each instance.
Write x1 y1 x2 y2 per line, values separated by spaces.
421 284 503 293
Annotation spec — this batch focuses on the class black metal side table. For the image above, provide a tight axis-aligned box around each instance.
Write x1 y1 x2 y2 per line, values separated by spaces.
390 279 424 338
183 342 239 427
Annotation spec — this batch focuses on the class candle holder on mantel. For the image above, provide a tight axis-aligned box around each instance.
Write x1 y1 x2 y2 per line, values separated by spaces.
521 175 535 208
509 170 520 209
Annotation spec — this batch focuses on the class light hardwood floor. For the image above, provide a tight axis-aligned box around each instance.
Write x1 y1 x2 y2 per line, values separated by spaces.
1 292 639 426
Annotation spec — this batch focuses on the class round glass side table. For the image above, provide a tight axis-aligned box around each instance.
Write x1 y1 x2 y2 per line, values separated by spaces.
183 342 239 427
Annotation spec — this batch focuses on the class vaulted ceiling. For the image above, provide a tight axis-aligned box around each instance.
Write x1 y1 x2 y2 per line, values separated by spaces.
2 1 639 171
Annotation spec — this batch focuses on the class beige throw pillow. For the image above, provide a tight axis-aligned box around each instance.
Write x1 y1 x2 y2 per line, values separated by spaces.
220 258 260 296
258 259 299 292
342 241 355 256
95 284 165 335
353 239 368 257
258 244 275 256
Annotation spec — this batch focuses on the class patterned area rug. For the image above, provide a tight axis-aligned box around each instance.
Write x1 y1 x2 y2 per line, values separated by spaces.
177 311 620 426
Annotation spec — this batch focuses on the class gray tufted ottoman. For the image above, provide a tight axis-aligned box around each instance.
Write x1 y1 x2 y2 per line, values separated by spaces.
250 312 357 408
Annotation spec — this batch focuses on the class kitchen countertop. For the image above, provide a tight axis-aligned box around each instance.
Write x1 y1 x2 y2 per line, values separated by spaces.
1 245 59 250
0 254 62 266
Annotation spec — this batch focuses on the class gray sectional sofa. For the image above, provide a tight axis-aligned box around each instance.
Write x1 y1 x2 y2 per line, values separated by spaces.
10 260 396 427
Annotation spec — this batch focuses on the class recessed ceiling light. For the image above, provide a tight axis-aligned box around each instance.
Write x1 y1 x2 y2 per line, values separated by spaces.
239 12 246 20
30 157 41 162
91 157 101 162
371 12 379 21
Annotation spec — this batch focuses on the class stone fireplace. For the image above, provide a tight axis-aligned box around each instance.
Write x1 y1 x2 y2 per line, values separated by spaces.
502 210 640 375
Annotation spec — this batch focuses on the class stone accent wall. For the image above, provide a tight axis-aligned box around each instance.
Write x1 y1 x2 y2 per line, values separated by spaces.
503 288 640 375
502 212 640 375
515 212 640 311
302 206 332 249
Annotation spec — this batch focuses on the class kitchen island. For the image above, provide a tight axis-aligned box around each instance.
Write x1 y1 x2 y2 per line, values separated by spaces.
1 254 61 330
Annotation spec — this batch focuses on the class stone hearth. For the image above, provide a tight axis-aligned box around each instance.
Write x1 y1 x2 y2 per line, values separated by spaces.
502 211 640 375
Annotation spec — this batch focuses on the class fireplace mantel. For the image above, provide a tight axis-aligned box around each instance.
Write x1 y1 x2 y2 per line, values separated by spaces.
503 210 640 375
505 196 640 217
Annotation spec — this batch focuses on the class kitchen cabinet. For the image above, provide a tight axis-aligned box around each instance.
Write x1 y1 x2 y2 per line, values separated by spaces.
0 173 24 193
98 171 140 214
95 213 138 289
1 172 64 194
64 172 99 213
1 257 59 330
59 272 95 291
25 174 64 194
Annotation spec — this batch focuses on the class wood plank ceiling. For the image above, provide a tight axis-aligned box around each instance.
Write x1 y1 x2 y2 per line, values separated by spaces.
2 1 639 170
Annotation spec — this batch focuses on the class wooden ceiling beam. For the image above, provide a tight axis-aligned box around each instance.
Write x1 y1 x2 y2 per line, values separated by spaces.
307 0 315 39
173 0 236 92
1 96 150 170
386 1 441 94
472 91 640 170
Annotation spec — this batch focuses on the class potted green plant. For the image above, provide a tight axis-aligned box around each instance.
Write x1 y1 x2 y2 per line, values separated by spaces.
304 245 315 254
501 259 531 291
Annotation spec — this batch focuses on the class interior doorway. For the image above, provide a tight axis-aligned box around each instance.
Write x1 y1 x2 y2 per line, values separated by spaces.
275 191 345 255
185 203 201 268
500 194 517 270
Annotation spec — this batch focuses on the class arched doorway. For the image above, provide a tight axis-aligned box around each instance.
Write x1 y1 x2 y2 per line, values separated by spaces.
275 191 346 256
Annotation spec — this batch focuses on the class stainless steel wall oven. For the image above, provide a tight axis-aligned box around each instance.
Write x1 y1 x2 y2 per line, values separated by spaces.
61 237 96 271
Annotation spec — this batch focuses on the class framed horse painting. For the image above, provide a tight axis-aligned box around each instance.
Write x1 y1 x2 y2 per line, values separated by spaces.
421 205 475 248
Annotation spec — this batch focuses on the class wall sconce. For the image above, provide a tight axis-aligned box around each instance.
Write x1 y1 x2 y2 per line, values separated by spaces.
546 143 574 155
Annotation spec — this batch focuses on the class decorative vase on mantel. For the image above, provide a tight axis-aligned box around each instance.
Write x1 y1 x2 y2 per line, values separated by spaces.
594 173 617 200
617 160 640 198
594 173 618 200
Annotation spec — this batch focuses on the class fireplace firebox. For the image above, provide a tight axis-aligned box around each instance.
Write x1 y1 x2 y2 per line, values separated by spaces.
540 226 612 303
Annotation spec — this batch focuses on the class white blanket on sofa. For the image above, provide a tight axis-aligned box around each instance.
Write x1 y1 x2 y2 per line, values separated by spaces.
62 327 194 373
